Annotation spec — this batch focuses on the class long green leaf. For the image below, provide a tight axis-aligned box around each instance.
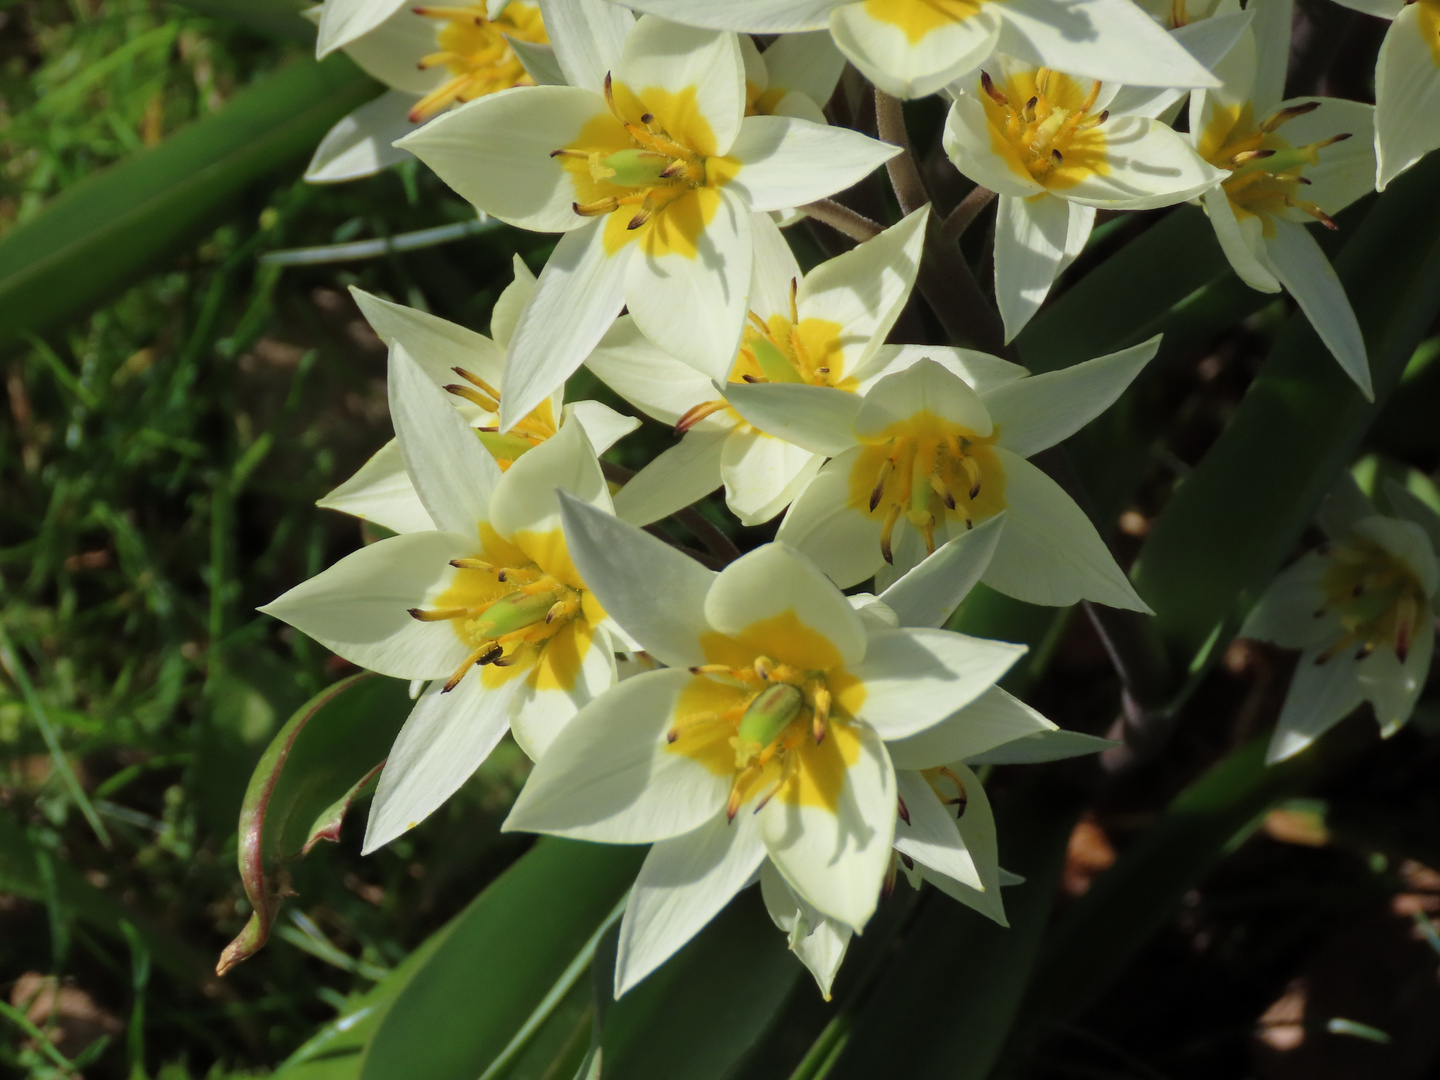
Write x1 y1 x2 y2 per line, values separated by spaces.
0 54 373 355
168 0 319 41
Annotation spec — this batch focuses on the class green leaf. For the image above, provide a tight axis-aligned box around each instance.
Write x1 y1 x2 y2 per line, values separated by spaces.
167 0 319 41
217 673 413 976
359 839 645 1080
0 54 374 355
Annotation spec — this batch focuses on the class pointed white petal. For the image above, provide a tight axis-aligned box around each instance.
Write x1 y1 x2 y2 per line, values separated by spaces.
1200 185 1280 292
607 0 848 32
1248 0 1293 112
491 418 611 559
389 345 502 535
878 514 1005 629
1239 552 1337 649
759 721 895 931
1274 98 1376 214
917 762 1006 926
503 668 731 841
749 210 805 318
338 6 449 93
964 728 1117 764
759 861 852 1000
363 675 519 852
612 431 728 527
614 811 767 996
317 438 433 535
856 358 993 438
983 447 1151 611
317 0 411 57
565 401 639 457
503 223 629 431
775 448 886 589
1267 645 1365 763
721 429 824 527
1355 515 1440 596
260 531 478 680
306 91 419 183
998 0 1219 88
1358 616 1434 734
707 543 868 666
353 287 507 389
397 85 606 231
895 770 980 890
847 628 1026 739
490 255 537 350
761 30 847 108
508 627 619 759
1107 11 1254 120
854 343 1030 395
625 189 751 384
942 93 1048 200
829 3 1000 100
728 115 901 212
995 194 1092 343
722 382 863 457
585 317 723 427
1374 5 1440 189
617 17 745 155
559 493 716 668
1262 219 1372 399
509 35 565 86
538 0 632 92
985 336 1160 458
1058 118 1224 210
887 686 1057 769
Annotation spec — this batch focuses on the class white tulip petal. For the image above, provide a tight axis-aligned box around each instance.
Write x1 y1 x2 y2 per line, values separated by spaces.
1267 645 1366 763
1108 11 1254 120
617 18 745 156
613 431 728 528
353 287 508 389
1274 98 1376 214
750 211 805 319
491 255 537 350
306 91 419 183
775 450 887 589
759 721 895 931
491 419 611 556
317 0 412 57
565 401 640 457
507 36 564 86
317 438 433 535
983 447 1150 611
723 382 863 457
539 0 633 94
720 429 825 527
887 686 1056 770
559 494 716 668
728 115 901 213
964 727 1117 764
1359 617 1434 734
625 188 751 384
397 86 606 232
895 770 980 890
855 343 1030 394
878 514 1005 630
829 2 1000 100
986 336 1160 458
1201 185 1280 292
759 862 852 1000
508 628 618 759
1248 0 1293 113
999 0 1219 88
995 194 1093 343
503 222 629 431
1056 118 1224 209
1262 219 1372 399
609 0 848 33
505 668 731 841
363 675 519 852
586 318 722 427
1355 516 1440 595
260 531 478 680
761 30 847 108
1239 552 1337 649
847 628 1026 739
614 811 767 997
1374 5 1440 190
943 94 1048 200
856 358 993 439
706 544 868 665
917 761 1006 926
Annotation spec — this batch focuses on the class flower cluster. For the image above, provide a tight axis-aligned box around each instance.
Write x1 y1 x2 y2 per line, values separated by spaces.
265 0 1439 996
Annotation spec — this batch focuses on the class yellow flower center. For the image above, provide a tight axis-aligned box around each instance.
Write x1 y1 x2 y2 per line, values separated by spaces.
553 77 741 258
443 365 557 470
410 3 547 123
979 67 1110 191
411 526 599 694
1198 101 1350 234
666 612 867 818
846 411 1007 564
1419 0 1440 67
675 282 850 433
1313 536 1428 666
864 0 995 43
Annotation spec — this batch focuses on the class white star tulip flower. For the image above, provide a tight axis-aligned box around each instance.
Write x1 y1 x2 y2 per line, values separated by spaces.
305 0 550 183
505 497 1032 996
943 58 1225 341
317 257 638 534
1331 0 1440 189
1242 478 1440 764
397 14 900 433
740 32 846 124
585 207 926 528
608 0 1221 101
262 345 628 853
1188 10 1378 397
725 341 1159 608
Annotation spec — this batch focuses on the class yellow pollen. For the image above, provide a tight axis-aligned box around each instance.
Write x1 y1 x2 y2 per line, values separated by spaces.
408 2 547 123
980 67 1110 191
1312 537 1428 666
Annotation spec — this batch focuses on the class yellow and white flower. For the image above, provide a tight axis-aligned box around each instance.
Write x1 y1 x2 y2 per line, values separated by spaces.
506 499 1033 995
585 208 926 528
397 14 900 432
1242 477 1440 763
740 31 846 124
944 59 1224 341
262 345 626 852
305 0 550 182
316 258 637 533
1188 8 1378 396
609 0 1220 100
1331 0 1440 189
727 343 1159 608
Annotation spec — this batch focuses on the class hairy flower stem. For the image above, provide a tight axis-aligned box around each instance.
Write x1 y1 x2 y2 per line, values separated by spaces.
942 184 997 246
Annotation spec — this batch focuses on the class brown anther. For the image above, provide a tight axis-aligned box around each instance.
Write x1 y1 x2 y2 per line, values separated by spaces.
1231 148 1275 164
1355 643 1376 660
627 207 653 230
497 570 508 583
452 367 503 398
676 398 729 432
409 606 471 622
980 70 1008 106
544 601 567 624
639 112 654 124
450 558 495 571
897 795 911 826
899 852 914 870
1051 149 1064 165
869 458 893 512
741 374 760 383
1260 100 1320 133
